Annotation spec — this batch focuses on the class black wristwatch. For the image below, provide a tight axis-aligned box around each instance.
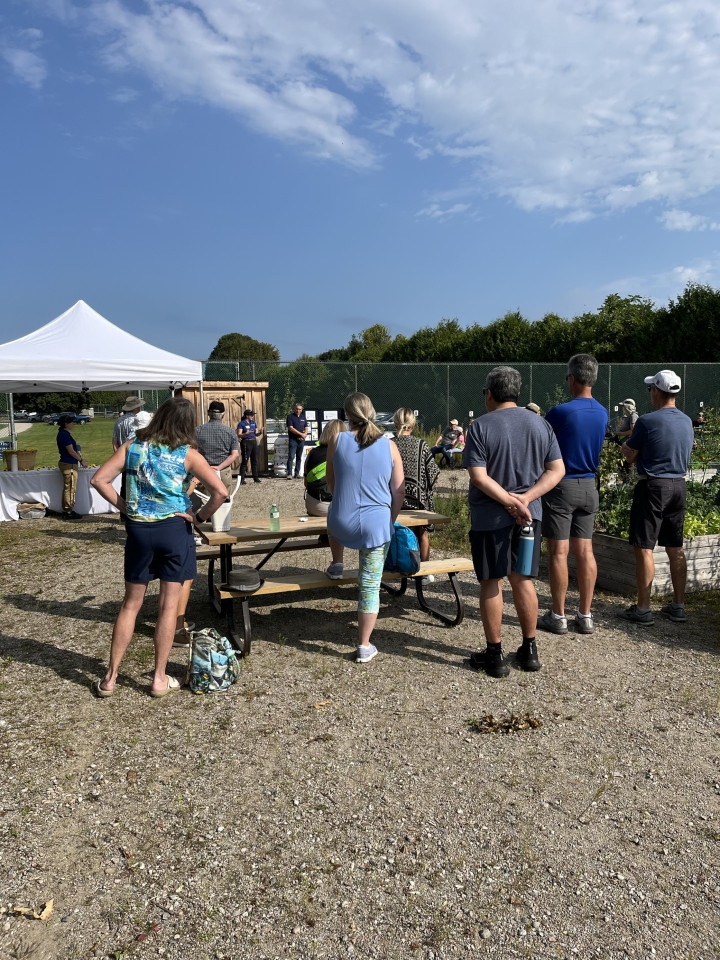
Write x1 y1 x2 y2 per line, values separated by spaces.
195 510 206 524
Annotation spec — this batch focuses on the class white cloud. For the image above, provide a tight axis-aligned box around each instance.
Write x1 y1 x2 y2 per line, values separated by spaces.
110 85 138 103
2 28 47 88
416 202 470 221
600 256 720 302
658 208 720 232
46 0 720 212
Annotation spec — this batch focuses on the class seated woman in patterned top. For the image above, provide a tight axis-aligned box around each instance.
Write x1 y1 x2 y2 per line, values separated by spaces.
392 407 440 583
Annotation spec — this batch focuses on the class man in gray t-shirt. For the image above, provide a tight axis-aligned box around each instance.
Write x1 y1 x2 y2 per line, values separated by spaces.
618 369 694 626
462 366 564 678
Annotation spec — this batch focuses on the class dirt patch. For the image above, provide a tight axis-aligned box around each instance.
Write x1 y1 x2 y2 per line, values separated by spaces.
1 487 719 960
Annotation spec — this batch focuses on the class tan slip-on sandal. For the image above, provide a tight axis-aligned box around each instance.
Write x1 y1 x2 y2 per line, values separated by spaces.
149 676 181 698
92 679 115 698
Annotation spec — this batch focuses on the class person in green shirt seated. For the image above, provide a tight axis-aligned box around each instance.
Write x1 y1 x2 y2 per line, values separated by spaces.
303 419 347 516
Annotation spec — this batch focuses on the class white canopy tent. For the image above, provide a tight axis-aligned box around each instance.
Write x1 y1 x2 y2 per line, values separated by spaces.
0 300 202 393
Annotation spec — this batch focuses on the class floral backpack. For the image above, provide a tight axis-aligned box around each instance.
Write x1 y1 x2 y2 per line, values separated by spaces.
186 628 240 694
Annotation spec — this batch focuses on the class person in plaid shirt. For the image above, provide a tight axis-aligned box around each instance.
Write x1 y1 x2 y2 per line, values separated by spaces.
195 401 239 495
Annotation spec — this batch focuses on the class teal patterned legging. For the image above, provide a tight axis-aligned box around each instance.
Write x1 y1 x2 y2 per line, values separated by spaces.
358 542 391 615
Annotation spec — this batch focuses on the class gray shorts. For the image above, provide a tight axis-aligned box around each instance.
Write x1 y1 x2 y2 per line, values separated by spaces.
541 477 599 540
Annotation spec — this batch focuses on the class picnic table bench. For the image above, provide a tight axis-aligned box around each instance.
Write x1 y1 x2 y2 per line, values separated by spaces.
195 511 474 655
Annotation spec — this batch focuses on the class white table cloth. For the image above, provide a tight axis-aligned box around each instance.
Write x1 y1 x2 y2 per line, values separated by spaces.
0 467 120 521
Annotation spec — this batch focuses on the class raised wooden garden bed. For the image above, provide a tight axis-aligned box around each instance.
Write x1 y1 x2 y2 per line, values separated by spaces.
567 532 720 596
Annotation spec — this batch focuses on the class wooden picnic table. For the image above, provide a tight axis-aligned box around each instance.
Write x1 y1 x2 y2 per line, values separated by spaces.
194 510 454 640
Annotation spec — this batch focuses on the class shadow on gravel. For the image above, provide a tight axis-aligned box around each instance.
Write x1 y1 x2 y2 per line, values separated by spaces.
247 602 477 669
598 604 720 657
43 525 125 545
0 630 148 693
3 593 156 637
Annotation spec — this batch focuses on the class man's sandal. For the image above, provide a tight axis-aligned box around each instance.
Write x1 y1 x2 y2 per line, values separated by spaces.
150 676 181 698
92 679 115 698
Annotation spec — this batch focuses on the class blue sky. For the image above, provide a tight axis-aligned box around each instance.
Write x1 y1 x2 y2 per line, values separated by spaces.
2 0 720 361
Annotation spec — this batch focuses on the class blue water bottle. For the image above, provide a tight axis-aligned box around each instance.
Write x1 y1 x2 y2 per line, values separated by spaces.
515 525 534 576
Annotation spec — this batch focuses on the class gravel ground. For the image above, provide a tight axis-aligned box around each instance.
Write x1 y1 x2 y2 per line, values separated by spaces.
1 475 719 960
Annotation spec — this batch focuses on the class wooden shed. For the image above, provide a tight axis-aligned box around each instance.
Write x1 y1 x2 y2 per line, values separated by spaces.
179 381 270 471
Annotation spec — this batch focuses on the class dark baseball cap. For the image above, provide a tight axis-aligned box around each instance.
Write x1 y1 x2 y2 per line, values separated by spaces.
208 400 225 413
244 409 256 417
57 414 76 428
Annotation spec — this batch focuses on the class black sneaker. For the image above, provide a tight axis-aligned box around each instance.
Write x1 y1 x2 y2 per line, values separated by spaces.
467 645 509 678
660 603 687 623
69 510 84 520
253 478 262 483
240 480 247 485
515 639 541 672
617 604 654 625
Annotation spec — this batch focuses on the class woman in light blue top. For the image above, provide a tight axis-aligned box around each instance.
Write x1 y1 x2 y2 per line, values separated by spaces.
91 398 227 698
326 392 405 663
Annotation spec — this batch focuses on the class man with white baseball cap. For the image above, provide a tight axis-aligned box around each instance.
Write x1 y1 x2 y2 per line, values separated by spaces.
617 369 693 625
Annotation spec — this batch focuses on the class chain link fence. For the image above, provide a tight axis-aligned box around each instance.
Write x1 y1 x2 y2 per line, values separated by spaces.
202 361 720 429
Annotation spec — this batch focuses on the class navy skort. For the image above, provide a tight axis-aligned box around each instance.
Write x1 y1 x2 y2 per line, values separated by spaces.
124 516 197 584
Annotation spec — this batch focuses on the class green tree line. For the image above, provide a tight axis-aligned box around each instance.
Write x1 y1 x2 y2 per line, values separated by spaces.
315 284 720 364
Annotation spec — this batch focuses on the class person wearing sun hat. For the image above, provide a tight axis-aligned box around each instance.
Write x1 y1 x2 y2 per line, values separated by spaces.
616 398 638 439
431 418 464 468
113 396 146 451
113 397 147 520
618 369 694 626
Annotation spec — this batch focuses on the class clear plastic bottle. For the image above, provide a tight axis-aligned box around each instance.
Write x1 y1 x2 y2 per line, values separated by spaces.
270 502 280 532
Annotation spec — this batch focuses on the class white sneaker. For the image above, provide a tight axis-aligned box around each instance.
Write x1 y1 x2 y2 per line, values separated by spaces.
420 574 435 585
357 643 378 663
326 562 344 579
575 612 595 634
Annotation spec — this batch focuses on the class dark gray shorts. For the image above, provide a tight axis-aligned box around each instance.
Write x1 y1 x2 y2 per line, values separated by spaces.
541 477 599 540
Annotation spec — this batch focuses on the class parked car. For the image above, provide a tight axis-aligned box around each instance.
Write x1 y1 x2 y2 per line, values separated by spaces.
45 412 91 425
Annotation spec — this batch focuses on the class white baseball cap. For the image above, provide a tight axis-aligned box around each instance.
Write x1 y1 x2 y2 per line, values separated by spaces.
644 369 681 393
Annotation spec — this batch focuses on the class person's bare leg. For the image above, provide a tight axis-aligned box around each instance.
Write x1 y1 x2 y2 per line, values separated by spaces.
665 546 687 604
571 537 597 616
175 578 193 631
479 578 504 645
418 528 430 562
175 580 193 630
507 572 539 637
102 582 148 691
329 537 344 565
545 538 569 615
358 611 378 647
633 546 655 609
151 580 184 693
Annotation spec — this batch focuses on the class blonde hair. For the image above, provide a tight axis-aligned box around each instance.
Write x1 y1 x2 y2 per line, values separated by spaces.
344 392 384 449
320 418 347 445
393 407 416 434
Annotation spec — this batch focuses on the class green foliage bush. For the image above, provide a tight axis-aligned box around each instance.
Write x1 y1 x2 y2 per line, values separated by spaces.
597 478 720 540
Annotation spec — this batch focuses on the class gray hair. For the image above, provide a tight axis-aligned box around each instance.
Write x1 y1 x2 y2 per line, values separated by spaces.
485 366 521 403
568 353 598 387
209 411 224 420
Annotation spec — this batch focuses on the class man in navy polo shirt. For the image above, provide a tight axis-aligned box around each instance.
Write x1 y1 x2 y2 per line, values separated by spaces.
237 409 263 484
286 402 307 479
539 354 608 636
